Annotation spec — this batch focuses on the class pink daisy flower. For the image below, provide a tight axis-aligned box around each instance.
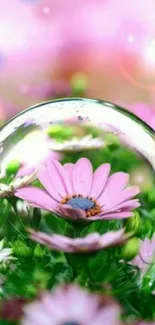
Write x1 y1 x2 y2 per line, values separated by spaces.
15 158 140 222
21 285 122 325
28 228 128 253
131 236 155 274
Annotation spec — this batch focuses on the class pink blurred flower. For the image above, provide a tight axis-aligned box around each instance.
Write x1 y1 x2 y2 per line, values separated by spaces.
53 0 155 105
21 284 122 325
15 157 140 222
131 236 155 274
0 99 14 123
0 0 64 115
19 80 71 99
129 103 155 130
1 0 155 114
28 228 127 253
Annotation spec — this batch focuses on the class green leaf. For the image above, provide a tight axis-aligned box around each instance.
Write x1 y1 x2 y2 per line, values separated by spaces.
12 239 33 258
48 262 73 287
44 213 66 235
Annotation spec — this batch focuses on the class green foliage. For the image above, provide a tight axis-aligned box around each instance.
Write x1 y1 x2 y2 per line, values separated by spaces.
46 124 73 141
34 244 46 258
12 239 33 258
5 160 20 178
125 212 142 235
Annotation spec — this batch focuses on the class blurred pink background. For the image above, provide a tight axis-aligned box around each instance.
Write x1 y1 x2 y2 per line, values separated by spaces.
1 0 155 128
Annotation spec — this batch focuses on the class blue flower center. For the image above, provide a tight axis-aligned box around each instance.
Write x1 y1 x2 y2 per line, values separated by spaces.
61 194 101 217
67 196 95 211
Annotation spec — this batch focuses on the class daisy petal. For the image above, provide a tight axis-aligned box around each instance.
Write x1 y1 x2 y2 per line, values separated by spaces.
90 163 110 199
53 160 74 195
73 158 93 196
16 166 34 178
107 172 130 190
98 172 130 205
38 166 62 202
29 229 71 251
103 199 140 213
74 233 100 245
28 228 126 254
47 159 67 197
100 229 125 247
59 204 87 220
139 238 152 263
118 186 140 203
98 174 138 207
103 186 140 209
28 202 49 210
58 206 79 220
91 211 133 220
116 199 140 210
64 163 74 193
47 160 73 197
15 187 56 211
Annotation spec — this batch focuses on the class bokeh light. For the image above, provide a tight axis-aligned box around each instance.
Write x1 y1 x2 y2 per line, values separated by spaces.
0 0 154 123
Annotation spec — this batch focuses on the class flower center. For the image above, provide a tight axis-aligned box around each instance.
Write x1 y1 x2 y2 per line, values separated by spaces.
61 194 100 217
68 197 95 210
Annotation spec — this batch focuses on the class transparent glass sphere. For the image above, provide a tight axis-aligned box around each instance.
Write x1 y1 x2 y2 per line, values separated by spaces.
0 97 155 217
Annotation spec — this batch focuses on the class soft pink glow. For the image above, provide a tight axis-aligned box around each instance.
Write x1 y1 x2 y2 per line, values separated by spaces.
1 0 155 118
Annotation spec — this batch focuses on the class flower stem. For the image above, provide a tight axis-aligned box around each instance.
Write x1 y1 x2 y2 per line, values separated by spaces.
6 197 26 232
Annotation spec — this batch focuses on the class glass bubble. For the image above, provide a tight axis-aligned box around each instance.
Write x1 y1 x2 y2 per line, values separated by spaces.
0 97 155 223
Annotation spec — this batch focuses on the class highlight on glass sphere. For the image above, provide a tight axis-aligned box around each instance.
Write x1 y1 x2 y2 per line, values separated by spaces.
0 97 154 223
